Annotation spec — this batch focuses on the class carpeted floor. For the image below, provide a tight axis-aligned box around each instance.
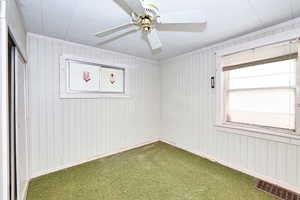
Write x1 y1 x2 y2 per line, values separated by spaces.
27 142 275 200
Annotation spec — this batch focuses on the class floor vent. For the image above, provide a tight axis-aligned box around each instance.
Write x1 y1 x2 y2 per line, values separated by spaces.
255 180 300 200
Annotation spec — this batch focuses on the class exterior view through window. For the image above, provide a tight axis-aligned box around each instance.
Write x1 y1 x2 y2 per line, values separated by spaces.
225 58 296 130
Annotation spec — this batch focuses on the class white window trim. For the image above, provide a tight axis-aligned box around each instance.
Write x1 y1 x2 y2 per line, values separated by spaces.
60 54 130 99
215 30 300 137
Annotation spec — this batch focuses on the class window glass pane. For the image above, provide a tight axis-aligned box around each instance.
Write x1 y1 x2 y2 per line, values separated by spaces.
227 88 295 129
228 59 296 89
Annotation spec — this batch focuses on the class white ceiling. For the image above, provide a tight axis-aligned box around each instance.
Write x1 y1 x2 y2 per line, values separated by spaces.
17 0 300 60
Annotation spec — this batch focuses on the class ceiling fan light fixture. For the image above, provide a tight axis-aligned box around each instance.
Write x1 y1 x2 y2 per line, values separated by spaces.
140 17 152 32
142 26 151 32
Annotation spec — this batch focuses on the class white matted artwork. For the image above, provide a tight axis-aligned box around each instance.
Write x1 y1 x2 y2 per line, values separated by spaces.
60 55 129 98
69 61 101 91
101 66 125 93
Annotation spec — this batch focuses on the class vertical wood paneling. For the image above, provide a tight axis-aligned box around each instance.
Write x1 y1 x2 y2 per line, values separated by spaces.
297 146 300 186
27 34 161 177
286 144 297 185
267 141 277 178
240 135 248 169
247 137 256 171
161 19 300 191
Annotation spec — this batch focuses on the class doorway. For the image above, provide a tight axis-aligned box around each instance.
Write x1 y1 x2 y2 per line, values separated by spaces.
8 33 27 200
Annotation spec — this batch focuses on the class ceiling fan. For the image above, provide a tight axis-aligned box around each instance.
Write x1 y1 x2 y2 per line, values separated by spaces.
94 0 207 51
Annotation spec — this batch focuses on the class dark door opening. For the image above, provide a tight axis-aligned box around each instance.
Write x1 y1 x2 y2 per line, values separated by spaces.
8 33 17 200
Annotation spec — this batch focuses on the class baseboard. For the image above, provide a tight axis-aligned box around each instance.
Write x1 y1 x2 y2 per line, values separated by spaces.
21 180 29 200
31 139 159 179
29 138 299 195
215 158 300 195
160 139 300 194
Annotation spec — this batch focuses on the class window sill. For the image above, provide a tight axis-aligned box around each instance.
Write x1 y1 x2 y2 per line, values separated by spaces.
214 123 300 144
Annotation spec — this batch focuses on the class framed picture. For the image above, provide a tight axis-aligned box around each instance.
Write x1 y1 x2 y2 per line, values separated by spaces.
60 55 128 98
101 66 125 93
68 61 101 91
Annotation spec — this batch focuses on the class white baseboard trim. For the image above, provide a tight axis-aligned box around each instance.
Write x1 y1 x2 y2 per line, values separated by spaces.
29 138 299 195
21 180 29 200
160 139 300 194
31 139 159 179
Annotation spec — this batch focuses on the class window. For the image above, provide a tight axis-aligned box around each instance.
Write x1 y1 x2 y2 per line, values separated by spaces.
218 40 299 134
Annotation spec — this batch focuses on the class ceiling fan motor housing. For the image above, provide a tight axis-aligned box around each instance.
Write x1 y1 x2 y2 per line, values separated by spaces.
143 3 160 19
139 3 160 32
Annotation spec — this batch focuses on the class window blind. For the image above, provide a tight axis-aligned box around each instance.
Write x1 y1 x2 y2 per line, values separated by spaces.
222 40 299 71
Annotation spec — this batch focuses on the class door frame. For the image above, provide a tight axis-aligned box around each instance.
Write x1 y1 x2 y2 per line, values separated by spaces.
13 45 28 200
8 42 16 200
1 1 28 199
1 1 10 199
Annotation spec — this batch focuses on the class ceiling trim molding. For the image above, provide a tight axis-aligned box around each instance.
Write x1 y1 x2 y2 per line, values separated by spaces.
27 32 159 65
160 17 300 64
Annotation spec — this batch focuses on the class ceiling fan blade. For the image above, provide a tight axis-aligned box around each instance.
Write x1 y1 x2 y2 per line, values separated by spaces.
96 29 139 46
157 11 206 32
147 29 162 50
157 22 206 32
121 0 145 16
95 23 137 38
114 0 133 16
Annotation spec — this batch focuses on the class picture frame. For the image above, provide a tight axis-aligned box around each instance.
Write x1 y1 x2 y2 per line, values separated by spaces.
68 61 101 92
59 54 129 98
100 66 125 93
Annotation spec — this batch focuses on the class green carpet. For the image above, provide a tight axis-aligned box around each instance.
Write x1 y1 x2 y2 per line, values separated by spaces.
27 142 275 200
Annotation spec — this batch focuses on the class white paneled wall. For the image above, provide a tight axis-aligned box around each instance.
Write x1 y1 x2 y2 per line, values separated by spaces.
27 34 160 178
161 18 300 192
0 1 8 199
